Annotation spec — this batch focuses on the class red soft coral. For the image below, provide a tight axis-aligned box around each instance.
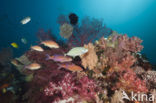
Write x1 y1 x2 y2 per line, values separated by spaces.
114 68 148 93
44 73 98 102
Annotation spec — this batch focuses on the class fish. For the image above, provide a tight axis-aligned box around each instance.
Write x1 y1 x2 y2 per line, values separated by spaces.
25 63 41 70
2 87 15 94
45 54 72 63
20 16 31 25
11 59 23 66
41 40 59 48
21 38 27 44
2 88 7 93
31 45 44 52
11 42 19 48
58 63 83 72
65 47 88 57
0 84 10 90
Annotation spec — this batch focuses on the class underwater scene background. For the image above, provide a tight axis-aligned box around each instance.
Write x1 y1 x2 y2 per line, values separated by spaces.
0 0 156 103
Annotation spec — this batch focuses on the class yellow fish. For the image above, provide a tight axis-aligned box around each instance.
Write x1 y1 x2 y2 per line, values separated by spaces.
2 88 6 93
11 42 18 48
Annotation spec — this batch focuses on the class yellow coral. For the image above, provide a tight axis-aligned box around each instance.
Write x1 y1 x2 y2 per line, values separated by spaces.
81 43 98 70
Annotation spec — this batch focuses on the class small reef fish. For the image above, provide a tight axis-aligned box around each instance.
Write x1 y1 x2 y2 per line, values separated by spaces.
20 16 31 25
41 40 59 48
0 83 9 93
2 86 15 94
58 63 83 72
2 88 7 93
11 42 19 48
46 54 72 63
0 84 10 90
21 38 27 44
11 59 23 66
31 45 44 52
65 47 88 57
25 63 41 70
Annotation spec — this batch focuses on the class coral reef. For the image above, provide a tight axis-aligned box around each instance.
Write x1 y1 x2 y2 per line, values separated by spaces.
7 15 156 103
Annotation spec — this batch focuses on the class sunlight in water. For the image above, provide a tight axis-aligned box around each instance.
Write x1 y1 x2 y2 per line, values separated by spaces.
80 0 154 24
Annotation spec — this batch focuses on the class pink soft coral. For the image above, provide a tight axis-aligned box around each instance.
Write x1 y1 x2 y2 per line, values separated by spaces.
44 73 98 102
114 68 148 93
118 34 143 52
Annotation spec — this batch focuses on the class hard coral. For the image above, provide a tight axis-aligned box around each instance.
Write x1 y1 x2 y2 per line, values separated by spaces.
81 43 98 70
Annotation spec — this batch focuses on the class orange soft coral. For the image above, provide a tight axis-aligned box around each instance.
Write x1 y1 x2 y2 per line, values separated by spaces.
81 43 98 70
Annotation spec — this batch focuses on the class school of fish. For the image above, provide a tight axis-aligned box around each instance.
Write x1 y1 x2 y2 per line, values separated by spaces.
15 40 89 72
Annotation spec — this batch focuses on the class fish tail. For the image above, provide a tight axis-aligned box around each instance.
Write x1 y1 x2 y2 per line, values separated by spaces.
23 65 27 69
64 54 67 56
57 63 62 69
45 54 51 60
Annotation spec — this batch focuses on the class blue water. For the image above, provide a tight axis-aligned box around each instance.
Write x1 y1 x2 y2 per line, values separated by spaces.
0 0 156 64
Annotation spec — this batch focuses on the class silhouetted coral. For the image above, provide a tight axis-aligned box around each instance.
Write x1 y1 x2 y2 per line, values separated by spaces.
67 17 112 46
57 14 69 25
69 13 78 25
0 47 13 66
36 29 57 41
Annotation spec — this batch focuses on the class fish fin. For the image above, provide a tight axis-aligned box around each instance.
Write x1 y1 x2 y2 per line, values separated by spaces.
57 63 62 69
23 65 27 69
45 54 51 60
64 54 67 56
